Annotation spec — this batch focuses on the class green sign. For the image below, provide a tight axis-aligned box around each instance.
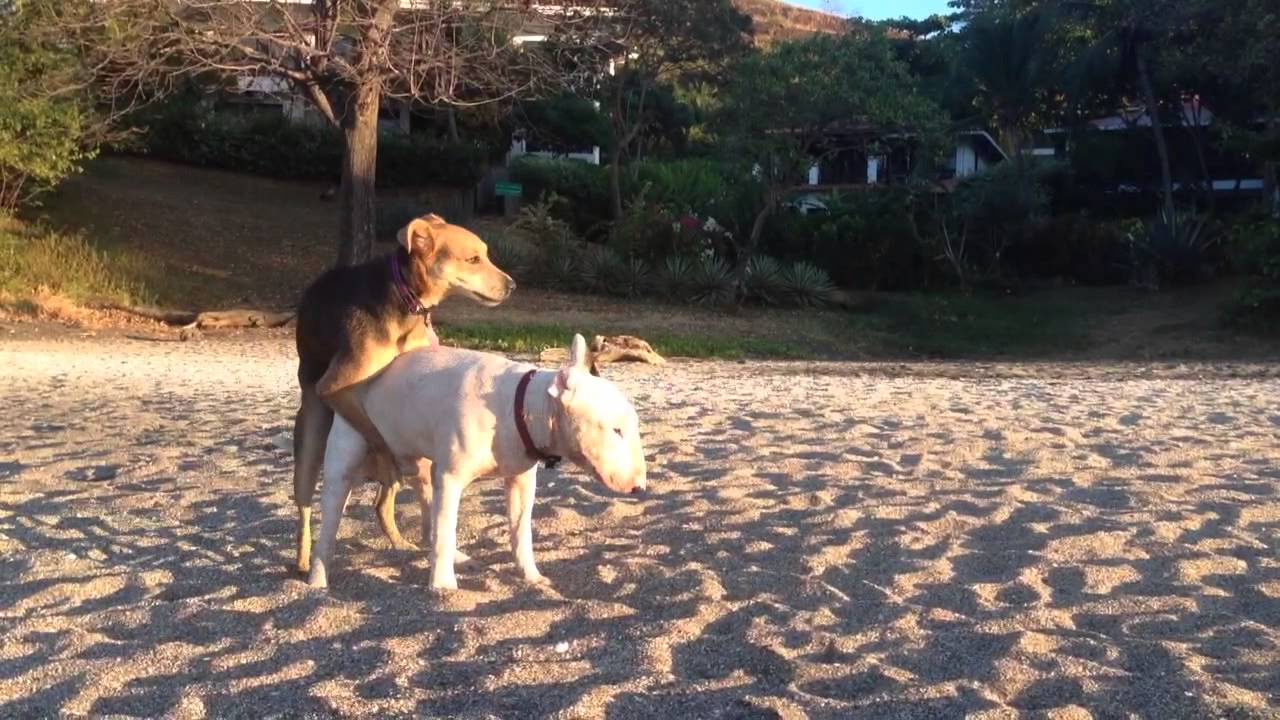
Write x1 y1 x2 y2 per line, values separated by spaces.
495 181 523 198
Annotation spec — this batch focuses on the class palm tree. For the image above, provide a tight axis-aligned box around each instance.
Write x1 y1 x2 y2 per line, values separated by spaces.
955 9 1053 159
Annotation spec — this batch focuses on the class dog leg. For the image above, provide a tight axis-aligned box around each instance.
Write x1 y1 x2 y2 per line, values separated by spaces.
505 469 546 585
316 345 401 482
374 481 417 551
292 386 332 576
428 465 466 591
309 420 365 589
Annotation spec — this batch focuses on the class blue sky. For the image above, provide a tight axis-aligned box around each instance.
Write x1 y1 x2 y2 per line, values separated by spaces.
786 0 952 21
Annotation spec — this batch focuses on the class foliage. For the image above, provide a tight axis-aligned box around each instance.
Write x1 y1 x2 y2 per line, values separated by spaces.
657 255 697 299
0 9 95 211
744 254 785 305
128 103 490 187
517 93 611 152
1225 214 1280 280
630 159 725 214
1125 209 1220 288
780 261 835 307
688 255 735 305
717 30 946 298
509 156 610 235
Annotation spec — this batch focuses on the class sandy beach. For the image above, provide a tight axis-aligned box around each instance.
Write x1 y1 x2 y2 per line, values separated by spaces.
2 328 1278 719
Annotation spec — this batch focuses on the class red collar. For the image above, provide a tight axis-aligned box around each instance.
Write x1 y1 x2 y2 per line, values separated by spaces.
515 370 561 469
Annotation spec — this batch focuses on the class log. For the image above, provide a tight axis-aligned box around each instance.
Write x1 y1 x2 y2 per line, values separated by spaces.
589 335 666 369
103 303 296 334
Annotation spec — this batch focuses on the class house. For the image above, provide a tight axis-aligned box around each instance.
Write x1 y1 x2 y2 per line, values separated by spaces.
1028 99 1269 199
784 128 1008 214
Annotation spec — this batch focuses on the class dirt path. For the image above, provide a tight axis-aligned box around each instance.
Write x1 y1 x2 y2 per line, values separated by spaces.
2 333 1278 718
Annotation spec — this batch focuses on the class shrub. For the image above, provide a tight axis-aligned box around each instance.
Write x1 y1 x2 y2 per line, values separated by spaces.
512 194 577 247
629 159 725 214
128 102 490 187
1126 209 1220 288
486 230 538 279
0 19 95 211
744 254 785 305
780 261 835 307
658 255 697 300
509 156 610 235
689 256 735 306
1226 214 1280 280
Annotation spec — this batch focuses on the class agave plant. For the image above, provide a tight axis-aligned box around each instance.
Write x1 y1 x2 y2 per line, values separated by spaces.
690 256 735 306
658 255 697 300
621 257 653 298
1127 208 1218 288
537 240 579 291
579 244 622 294
781 261 836 307
486 231 536 279
745 254 786 306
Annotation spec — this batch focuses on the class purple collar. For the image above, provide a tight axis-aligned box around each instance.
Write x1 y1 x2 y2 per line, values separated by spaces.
390 253 431 316
515 370 561 469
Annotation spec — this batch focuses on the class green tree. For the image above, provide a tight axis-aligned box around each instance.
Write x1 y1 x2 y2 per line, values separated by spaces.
50 0 612 265
0 6 95 212
602 0 752 221
716 31 944 300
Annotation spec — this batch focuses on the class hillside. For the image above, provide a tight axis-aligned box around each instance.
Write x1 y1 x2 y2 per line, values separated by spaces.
733 0 848 43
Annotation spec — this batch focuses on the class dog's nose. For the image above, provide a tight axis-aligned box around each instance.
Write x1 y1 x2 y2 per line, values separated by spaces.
630 485 646 495
505 277 517 294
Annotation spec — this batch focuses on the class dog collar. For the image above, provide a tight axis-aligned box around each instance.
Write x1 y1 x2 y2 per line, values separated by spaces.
515 369 561 469
390 253 432 316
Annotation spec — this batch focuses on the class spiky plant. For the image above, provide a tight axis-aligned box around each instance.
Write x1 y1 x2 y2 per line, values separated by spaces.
691 256 735 306
781 261 835 307
580 244 621 294
613 257 653 298
658 255 697 300
486 231 536 279
745 254 786 306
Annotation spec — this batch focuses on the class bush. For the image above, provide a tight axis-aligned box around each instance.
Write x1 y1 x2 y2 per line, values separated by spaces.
0 19 94 211
509 156 610 235
128 101 490 187
629 159 725 214
1125 209 1220 288
780 261 836 307
769 187 927 291
744 254 785 305
1226 214 1280 280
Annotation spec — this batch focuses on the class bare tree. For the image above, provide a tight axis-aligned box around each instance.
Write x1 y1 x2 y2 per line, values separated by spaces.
47 0 617 264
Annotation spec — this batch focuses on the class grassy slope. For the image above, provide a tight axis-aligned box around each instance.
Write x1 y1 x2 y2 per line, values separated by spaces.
21 156 1280 361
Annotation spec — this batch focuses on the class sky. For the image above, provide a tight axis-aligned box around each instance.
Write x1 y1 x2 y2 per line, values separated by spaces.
786 0 953 21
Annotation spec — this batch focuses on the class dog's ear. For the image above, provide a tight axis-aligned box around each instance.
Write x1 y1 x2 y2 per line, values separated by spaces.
568 333 589 368
397 214 448 255
549 334 590 399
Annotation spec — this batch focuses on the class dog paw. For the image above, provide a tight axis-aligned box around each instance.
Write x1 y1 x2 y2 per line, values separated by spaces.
307 568 329 589
389 538 419 551
429 576 459 592
523 572 551 587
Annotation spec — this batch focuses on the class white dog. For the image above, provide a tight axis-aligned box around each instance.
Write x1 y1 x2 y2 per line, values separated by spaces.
307 334 647 590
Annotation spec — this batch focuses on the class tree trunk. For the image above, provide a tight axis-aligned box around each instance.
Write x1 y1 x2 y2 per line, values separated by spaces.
446 107 460 142
608 154 624 221
1267 118 1279 218
733 190 778 304
337 82 381 266
1135 51 1176 220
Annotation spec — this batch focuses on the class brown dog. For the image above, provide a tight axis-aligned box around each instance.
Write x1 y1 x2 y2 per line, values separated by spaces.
292 213 515 575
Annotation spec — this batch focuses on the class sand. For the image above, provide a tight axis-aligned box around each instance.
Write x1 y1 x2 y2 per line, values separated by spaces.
2 329 1279 719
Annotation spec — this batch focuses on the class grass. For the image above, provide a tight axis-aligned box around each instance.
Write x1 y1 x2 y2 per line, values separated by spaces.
24 155 1280 361
0 215 153 307
856 293 1097 358
439 321 801 359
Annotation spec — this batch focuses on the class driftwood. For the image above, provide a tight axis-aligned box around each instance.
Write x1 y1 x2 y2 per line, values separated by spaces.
540 334 666 374
104 303 296 338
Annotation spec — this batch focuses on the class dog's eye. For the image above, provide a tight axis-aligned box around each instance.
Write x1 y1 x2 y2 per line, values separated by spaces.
613 428 624 438
466 256 482 265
